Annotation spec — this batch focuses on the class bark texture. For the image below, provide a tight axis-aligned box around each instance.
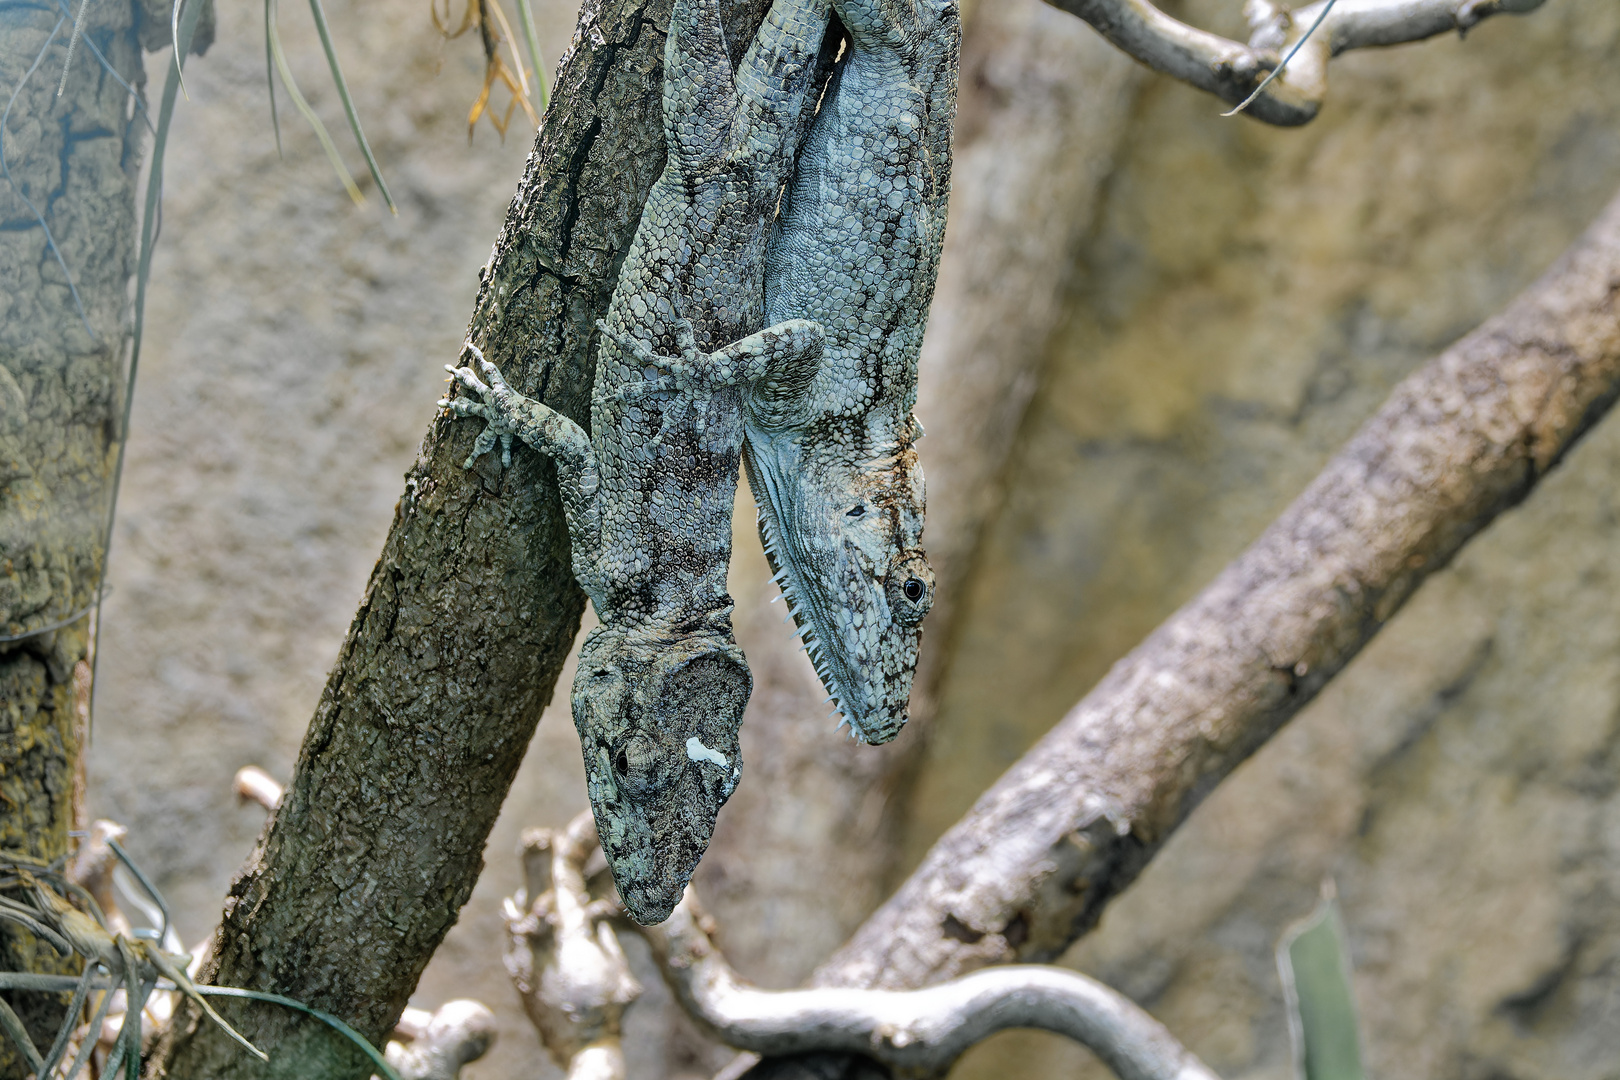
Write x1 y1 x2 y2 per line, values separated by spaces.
808 186 1620 995
0 0 154 1069
148 0 791 1075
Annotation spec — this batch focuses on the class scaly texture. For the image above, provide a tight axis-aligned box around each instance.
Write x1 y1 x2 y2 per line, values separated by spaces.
444 0 830 924
746 0 959 744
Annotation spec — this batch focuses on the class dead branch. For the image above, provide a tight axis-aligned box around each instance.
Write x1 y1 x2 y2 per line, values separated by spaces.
512 813 1217 1080
232 766 284 812
504 813 640 1080
385 1000 498 1080
805 187 1620 995
632 893 1218 1080
1046 0 1544 125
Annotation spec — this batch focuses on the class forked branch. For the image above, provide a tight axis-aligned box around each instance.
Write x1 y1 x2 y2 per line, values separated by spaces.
508 813 1218 1080
1046 0 1545 125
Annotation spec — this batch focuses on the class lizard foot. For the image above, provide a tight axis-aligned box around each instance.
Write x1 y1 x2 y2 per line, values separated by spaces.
440 345 520 469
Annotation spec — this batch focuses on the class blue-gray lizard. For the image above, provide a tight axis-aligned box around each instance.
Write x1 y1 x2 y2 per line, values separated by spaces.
745 0 959 744
442 0 829 924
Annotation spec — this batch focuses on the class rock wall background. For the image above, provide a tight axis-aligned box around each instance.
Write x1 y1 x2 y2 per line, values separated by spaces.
78 0 1620 1077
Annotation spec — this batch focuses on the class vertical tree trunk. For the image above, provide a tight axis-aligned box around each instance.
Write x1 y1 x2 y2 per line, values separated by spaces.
0 0 157 1068
150 1 805 1075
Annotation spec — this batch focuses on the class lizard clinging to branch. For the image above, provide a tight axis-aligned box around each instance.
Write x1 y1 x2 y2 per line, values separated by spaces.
746 0 959 743
442 0 830 924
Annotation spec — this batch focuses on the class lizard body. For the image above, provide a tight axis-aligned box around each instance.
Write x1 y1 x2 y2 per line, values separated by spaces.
746 0 959 743
444 0 829 923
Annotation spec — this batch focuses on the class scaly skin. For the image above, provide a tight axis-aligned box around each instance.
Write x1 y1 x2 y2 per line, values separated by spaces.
442 0 829 924
747 0 959 743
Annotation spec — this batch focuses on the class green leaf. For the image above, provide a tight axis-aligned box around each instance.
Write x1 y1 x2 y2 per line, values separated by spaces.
1278 883 1365 1080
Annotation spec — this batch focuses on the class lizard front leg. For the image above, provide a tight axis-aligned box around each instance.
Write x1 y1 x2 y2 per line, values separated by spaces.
441 345 605 605
598 318 822 402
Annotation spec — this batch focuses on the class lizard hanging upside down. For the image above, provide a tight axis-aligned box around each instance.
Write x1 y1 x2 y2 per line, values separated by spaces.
748 0 960 744
442 0 830 923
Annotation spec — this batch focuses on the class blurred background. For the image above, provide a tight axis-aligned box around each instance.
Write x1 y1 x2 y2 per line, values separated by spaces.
86 0 1620 1076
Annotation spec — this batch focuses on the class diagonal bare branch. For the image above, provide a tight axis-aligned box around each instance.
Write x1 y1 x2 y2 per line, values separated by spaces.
1046 0 1545 125
807 185 1620 994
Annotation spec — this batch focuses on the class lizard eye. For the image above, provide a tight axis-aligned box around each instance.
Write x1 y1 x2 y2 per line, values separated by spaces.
885 554 935 625
846 503 866 518
612 734 660 793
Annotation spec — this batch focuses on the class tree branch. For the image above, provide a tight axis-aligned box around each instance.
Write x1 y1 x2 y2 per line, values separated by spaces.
510 813 1219 1080
633 895 1218 1080
807 187 1620 993
1045 0 1545 125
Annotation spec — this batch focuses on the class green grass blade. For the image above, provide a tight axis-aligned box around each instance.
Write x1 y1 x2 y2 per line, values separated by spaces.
267 0 365 205
265 0 283 156
64 971 121 1080
193 986 402 1080
170 0 190 100
514 0 548 112
91 0 208 732
304 0 396 213
0 992 44 1074
37 961 98 1078
1278 885 1365 1080
107 837 170 943
1222 0 1337 117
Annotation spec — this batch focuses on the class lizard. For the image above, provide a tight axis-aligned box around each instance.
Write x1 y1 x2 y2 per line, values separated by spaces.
743 0 959 744
441 0 830 924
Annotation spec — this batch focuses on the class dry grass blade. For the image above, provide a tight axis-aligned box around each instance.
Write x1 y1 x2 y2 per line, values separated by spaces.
483 0 538 123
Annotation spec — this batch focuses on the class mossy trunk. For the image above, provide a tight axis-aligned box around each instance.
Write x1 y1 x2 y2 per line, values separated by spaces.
0 0 146 1071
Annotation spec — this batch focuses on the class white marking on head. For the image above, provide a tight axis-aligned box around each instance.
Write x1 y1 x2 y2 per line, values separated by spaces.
685 736 729 768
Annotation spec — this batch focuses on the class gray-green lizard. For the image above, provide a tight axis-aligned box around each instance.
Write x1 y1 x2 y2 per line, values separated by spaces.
442 0 829 924
746 0 959 744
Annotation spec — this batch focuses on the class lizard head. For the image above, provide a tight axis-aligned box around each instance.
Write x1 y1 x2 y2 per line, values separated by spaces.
572 623 751 924
745 422 934 744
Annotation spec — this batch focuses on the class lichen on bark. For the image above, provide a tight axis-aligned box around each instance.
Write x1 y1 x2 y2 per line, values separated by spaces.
0 0 151 1070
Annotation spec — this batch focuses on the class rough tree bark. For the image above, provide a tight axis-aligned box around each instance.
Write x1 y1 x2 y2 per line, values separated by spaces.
149 0 808 1075
0 0 209 1070
797 186 1620 998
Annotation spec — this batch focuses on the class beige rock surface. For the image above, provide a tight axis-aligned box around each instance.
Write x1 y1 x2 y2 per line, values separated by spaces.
914 0 1620 1076
82 0 1620 1076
